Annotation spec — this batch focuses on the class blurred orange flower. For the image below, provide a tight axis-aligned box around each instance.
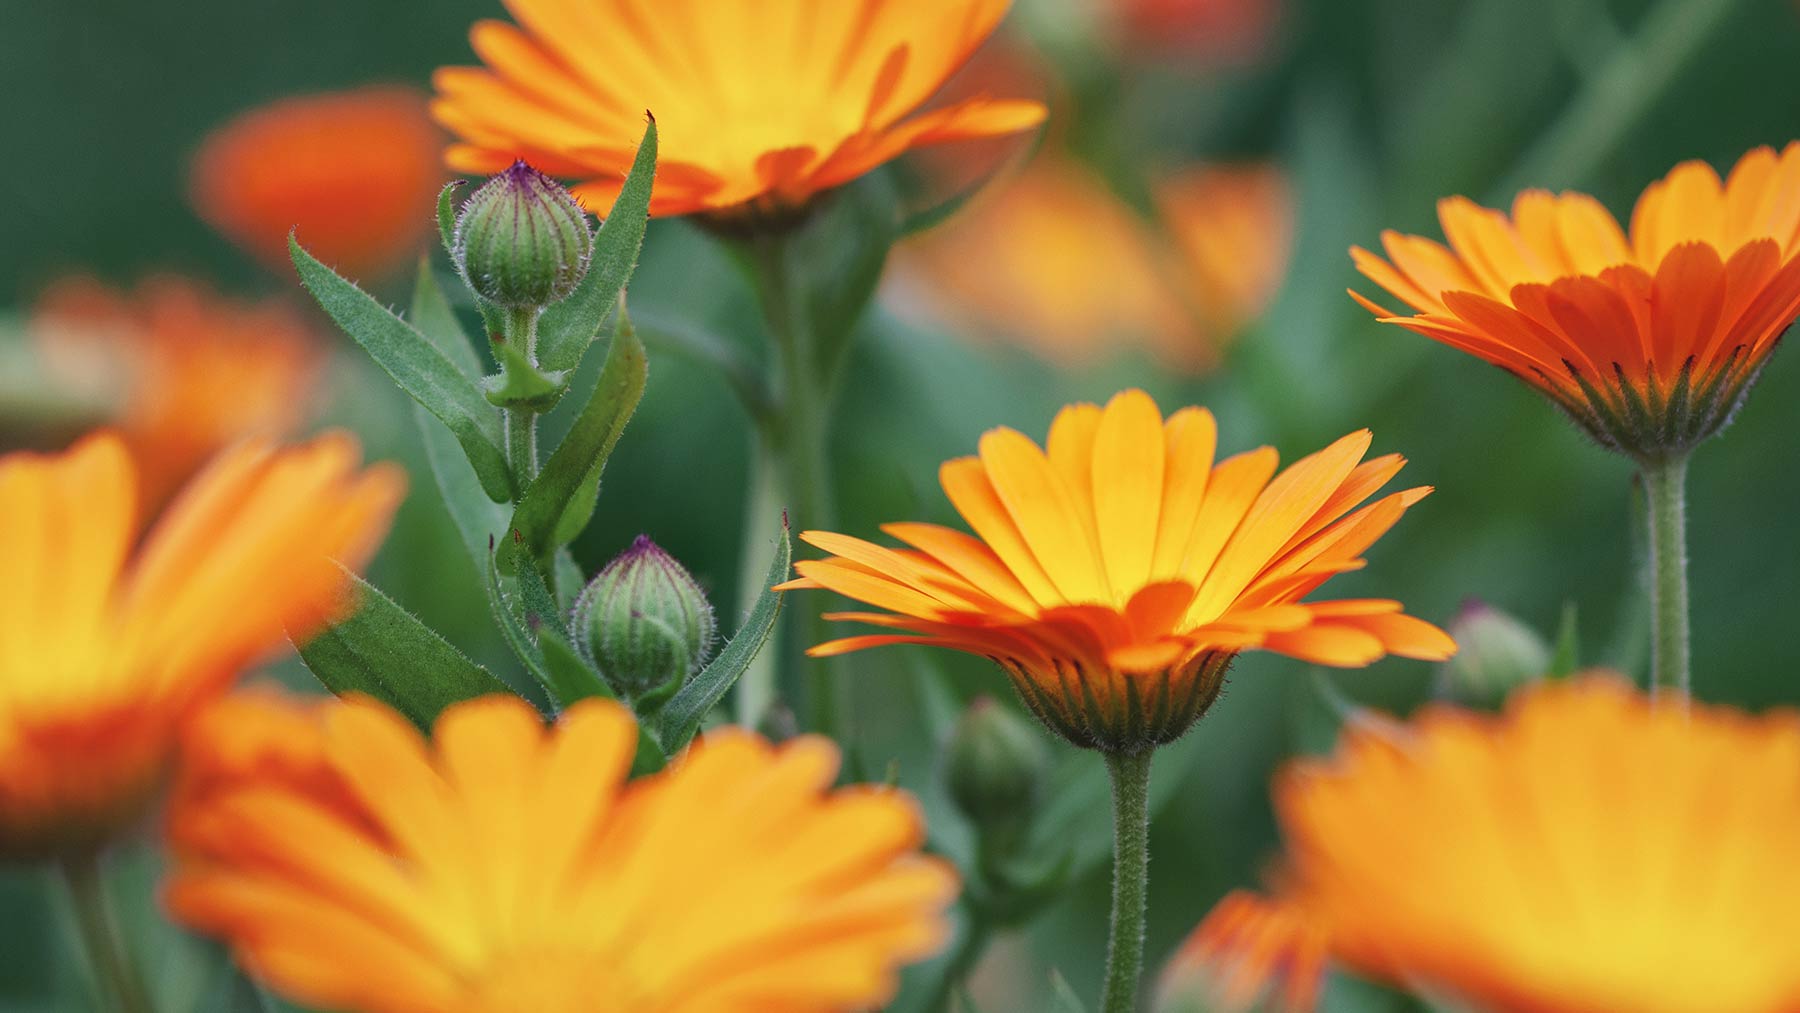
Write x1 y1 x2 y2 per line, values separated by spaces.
1156 889 1325 1013
780 389 1452 752
191 86 444 279
1216 675 1800 1013
32 276 322 509
0 432 402 860
432 0 1047 219
167 690 957 1013
895 159 1290 372
1353 143 1800 459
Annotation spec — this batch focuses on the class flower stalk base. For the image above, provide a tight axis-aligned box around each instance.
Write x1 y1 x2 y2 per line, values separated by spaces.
1102 749 1153 1013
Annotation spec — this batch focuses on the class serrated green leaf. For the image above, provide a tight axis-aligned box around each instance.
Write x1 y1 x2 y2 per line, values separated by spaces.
409 259 482 379
509 308 648 562
293 568 517 729
657 522 790 751
538 119 658 374
292 235 512 503
436 181 463 257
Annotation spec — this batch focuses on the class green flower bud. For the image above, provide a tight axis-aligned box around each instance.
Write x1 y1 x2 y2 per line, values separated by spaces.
1435 601 1551 707
453 160 593 308
572 536 716 708
945 696 1047 842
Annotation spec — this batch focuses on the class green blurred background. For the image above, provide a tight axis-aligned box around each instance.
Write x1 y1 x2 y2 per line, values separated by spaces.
2 0 1799 1009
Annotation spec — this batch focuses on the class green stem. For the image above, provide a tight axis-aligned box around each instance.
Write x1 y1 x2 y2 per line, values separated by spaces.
1100 750 1153 1013
750 234 843 737
923 903 992 1013
58 852 155 1013
502 306 541 491
734 432 785 727
1643 456 1691 700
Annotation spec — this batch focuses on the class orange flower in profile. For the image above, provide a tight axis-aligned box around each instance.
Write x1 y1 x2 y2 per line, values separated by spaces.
1353 143 1800 459
896 160 1290 372
0 432 402 860
191 86 444 279
432 0 1047 220
779 389 1453 752
32 276 321 509
167 690 957 1013
1155 890 1326 1013
1258 676 1800 1013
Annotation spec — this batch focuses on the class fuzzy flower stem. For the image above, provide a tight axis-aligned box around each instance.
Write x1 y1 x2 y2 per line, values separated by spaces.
1643 455 1691 702
503 305 540 490
58 852 156 1013
748 233 843 737
1101 749 1154 1013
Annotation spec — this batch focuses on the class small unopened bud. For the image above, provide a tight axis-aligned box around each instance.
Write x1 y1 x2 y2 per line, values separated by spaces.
572 536 717 707
1436 601 1551 707
945 696 1047 842
453 160 593 307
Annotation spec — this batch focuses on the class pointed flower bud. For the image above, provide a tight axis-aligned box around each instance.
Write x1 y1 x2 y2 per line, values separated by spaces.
453 160 593 308
1435 601 1550 707
945 696 1048 843
572 536 717 708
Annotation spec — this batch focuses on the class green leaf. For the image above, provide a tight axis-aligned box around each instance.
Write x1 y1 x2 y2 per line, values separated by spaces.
483 536 561 699
293 569 517 729
292 235 512 503
538 119 659 374
1047 971 1088 1013
509 308 648 561
409 259 482 379
414 404 506 572
539 622 614 708
657 521 791 751
436 180 463 257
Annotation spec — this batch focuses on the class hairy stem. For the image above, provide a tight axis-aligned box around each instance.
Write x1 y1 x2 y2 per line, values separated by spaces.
1643 456 1691 701
503 306 541 491
1101 750 1153 1013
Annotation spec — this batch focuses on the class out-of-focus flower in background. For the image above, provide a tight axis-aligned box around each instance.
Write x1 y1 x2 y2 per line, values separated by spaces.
431 0 1048 219
1155 889 1325 1013
167 690 957 1013
0 432 401 861
31 276 322 509
1207 675 1800 1013
1352 143 1800 460
1092 0 1282 63
190 86 444 281
894 159 1291 372
780 389 1453 752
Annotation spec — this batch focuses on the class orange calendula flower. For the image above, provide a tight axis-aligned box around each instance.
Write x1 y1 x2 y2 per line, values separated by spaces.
431 0 1048 220
896 160 1291 372
32 277 322 509
166 690 957 1013
0 432 402 860
1271 676 1800 1013
1156 889 1326 1013
191 86 445 280
1353 143 1800 459
779 389 1453 752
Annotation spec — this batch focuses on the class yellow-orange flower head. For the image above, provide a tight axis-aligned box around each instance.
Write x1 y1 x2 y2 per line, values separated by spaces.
779 389 1453 753
1273 676 1800 1013
191 87 445 281
431 0 1048 220
0 433 402 860
1353 144 1800 460
32 277 323 509
166 691 957 1013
